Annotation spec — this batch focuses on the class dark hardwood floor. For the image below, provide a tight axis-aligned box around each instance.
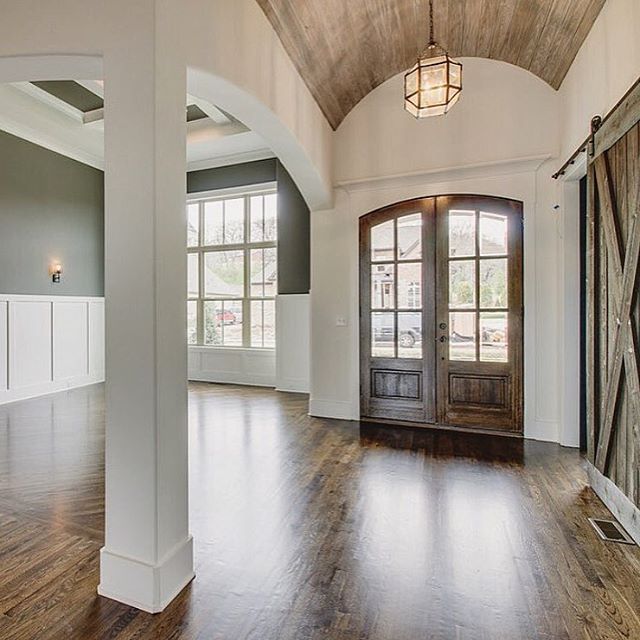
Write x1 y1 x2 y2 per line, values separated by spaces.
0 382 638 639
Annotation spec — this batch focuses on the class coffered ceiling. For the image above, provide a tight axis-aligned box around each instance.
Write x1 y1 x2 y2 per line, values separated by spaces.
256 0 606 129
0 81 274 171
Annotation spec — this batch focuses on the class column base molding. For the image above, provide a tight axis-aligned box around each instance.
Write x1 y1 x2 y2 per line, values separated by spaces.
98 535 194 613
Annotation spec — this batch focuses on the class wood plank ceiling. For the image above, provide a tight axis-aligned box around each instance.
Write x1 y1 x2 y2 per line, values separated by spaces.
256 0 606 129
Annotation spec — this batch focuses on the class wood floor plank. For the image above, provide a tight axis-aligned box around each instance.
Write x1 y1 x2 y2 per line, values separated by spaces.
0 383 639 639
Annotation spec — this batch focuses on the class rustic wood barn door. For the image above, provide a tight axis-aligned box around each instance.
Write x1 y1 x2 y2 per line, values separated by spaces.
360 195 523 434
587 83 640 519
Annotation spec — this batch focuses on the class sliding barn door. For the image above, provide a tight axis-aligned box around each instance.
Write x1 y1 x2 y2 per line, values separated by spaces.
360 195 523 434
587 86 640 510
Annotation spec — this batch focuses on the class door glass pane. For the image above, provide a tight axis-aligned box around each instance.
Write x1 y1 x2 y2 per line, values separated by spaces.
204 250 244 298
251 248 278 298
480 312 508 362
371 312 395 358
480 259 508 308
224 198 245 244
371 264 395 309
204 201 224 245
188 253 199 298
397 263 421 309
187 203 199 247
371 220 394 262
449 312 476 361
187 301 197 345
449 210 476 257
398 312 422 359
397 213 422 261
480 212 508 256
449 260 476 309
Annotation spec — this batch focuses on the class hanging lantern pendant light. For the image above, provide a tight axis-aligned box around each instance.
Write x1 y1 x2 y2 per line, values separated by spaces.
404 0 462 118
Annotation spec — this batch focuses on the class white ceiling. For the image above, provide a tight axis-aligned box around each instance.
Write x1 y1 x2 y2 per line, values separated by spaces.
0 81 274 171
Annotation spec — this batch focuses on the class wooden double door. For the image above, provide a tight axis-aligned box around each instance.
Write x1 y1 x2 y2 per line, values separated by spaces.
360 195 523 434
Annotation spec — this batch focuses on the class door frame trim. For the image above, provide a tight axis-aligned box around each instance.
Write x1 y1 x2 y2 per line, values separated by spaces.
359 193 524 436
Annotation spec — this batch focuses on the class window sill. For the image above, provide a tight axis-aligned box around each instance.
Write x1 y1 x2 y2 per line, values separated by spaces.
188 345 275 354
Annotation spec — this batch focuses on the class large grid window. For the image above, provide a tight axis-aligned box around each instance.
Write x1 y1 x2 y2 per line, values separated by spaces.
187 188 277 349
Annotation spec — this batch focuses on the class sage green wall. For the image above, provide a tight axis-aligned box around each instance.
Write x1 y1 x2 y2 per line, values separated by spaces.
276 163 310 294
187 159 310 294
0 130 104 296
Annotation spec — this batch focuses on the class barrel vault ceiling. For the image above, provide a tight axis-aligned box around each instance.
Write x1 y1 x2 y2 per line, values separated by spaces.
255 0 606 129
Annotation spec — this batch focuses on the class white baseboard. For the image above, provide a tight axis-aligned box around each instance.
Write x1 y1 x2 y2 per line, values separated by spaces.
309 397 359 421
524 418 560 444
275 376 309 393
189 373 275 387
98 536 195 614
587 463 640 546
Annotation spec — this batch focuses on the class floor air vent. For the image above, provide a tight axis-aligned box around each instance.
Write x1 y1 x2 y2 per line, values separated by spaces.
588 518 635 545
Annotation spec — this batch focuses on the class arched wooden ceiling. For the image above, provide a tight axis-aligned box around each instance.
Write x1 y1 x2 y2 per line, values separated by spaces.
255 0 606 129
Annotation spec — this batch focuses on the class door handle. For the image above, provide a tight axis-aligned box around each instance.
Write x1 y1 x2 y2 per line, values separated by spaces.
439 335 448 343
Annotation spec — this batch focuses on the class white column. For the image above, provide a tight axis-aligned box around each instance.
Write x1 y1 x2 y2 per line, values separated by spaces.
98 0 193 613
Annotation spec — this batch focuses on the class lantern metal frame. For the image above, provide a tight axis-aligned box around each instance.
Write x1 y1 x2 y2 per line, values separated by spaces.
404 1 463 118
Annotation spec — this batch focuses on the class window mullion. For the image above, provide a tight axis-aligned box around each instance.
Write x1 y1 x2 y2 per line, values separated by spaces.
198 202 205 346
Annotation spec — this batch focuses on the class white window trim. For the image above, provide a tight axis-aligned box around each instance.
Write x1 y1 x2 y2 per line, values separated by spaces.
187 184 278 350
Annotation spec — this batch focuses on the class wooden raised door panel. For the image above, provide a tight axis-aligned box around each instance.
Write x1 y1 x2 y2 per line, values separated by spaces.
360 194 523 435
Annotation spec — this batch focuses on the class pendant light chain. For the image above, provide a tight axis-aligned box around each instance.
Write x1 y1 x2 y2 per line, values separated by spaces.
429 0 435 46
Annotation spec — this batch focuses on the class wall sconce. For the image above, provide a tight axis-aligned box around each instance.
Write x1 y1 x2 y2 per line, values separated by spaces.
51 264 63 283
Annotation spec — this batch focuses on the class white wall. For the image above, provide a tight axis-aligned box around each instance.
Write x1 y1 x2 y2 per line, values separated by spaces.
0 294 105 404
335 58 559 184
550 0 640 447
276 294 310 393
311 58 565 442
558 0 640 161
189 347 276 387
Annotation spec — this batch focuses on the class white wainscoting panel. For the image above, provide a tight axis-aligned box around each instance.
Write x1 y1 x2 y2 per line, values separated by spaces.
9 300 52 390
0 294 105 404
53 301 88 381
89 301 105 377
276 294 310 393
188 346 276 387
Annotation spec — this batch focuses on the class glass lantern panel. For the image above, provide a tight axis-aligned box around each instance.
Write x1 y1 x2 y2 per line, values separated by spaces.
450 61 462 87
421 87 447 107
405 68 419 96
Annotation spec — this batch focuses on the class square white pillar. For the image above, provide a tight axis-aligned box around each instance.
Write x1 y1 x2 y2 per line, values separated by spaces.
98 0 193 613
